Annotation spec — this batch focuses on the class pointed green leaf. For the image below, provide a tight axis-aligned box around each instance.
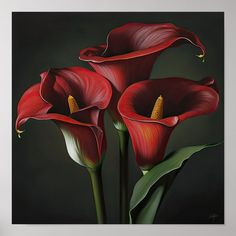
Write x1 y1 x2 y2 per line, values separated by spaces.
135 184 165 224
129 143 221 224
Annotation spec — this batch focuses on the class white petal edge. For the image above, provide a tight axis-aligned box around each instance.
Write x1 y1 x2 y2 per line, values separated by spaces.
60 126 86 167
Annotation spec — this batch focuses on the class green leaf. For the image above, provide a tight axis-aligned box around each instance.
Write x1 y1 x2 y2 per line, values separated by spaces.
129 143 221 224
135 184 165 224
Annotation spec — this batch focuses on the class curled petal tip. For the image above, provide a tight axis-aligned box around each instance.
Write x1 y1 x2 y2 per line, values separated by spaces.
16 129 25 138
196 54 204 58
196 54 205 62
199 77 215 86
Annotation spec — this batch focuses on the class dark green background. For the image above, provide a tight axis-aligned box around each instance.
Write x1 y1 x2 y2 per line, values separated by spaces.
12 12 224 224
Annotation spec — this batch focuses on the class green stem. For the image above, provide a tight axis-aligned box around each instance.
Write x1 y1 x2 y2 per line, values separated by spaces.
87 167 106 224
118 130 129 224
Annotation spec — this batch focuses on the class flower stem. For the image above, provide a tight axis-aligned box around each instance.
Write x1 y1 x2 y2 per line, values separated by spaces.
87 167 106 224
118 130 129 224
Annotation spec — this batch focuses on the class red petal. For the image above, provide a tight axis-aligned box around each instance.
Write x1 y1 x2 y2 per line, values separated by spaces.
16 84 52 131
118 77 219 125
16 67 112 167
80 22 205 121
80 22 205 62
16 111 105 166
58 122 104 167
118 77 219 169
88 54 157 120
123 118 173 169
40 67 112 113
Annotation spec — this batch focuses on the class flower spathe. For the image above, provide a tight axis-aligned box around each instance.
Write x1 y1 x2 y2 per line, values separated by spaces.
118 77 219 170
16 67 112 169
80 22 206 123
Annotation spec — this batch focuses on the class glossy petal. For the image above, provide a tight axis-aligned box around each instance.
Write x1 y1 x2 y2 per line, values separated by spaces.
40 67 111 123
15 83 52 131
16 67 112 168
80 23 205 62
87 54 158 121
80 22 205 122
59 122 104 168
118 77 219 169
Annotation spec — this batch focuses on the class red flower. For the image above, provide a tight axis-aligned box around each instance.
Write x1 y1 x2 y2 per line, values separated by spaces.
16 67 112 169
80 22 205 124
118 77 219 170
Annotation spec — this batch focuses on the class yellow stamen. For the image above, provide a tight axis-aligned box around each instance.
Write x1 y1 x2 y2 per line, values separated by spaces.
68 95 79 114
150 95 163 120
16 129 24 138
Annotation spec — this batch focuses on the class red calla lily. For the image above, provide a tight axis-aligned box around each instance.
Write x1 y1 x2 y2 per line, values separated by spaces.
16 67 112 169
80 22 206 124
118 77 219 170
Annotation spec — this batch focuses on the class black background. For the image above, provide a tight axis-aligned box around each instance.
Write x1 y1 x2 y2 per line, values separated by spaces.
12 12 224 224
